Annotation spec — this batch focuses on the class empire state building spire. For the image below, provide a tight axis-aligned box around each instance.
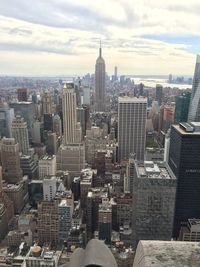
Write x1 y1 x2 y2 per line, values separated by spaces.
99 40 102 57
95 42 106 112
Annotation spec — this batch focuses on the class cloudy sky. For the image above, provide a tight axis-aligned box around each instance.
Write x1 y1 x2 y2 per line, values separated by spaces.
0 0 199 76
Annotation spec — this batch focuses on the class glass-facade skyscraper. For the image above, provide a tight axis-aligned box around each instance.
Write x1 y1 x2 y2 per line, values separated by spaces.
168 122 200 237
188 55 200 122
174 92 191 123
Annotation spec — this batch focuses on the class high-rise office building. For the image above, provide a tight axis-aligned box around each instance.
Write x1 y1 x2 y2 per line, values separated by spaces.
17 88 28 102
188 55 200 121
39 155 57 179
168 74 173 83
155 84 163 106
32 120 41 144
57 144 85 178
57 82 85 177
0 203 8 241
38 200 59 245
43 177 57 201
1 138 23 183
0 167 2 197
43 113 53 132
95 44 106 112
11 115 29 155
118 97 147 162
98 201 112 244
4 178 28 213
10 102 34 141
47 132 57 155
81 87 90 105
0 101 14 138
132 161 176 248
20 154 38 179
86 188 108 240
58 197 74 242
41 92 53 114
114 66 118 81
53 114 62 137
174 92 191 123
77 107 86 137
126 154 135 194
168 122 200 237
62 82 80 144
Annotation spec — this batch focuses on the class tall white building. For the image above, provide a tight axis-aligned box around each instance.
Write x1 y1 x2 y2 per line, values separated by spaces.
62 82 81 144
11 115 29 155
39 155 57 179
43 177 57 201
118 97 147 162
57 82 85 177
95 44 106 112
188 54 200 121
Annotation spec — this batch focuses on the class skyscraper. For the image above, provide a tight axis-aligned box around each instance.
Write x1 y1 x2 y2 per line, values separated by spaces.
0 166 2 197
168 122 200 237
95 43 106 112
1 138 23 183
17 88 28 102
114 66 118 81
188 55 200 121
38 200 59 245
43 177 57 201
11 115 29 155
155 84 163 106
57 82 85 177
0 101 14 138
62 82 79 144
39 155 57 180
41 91 53 114
10 102 34 141
118 97 147 162
132 161 176 248
98 201 112 244
174 92 191 123
53 114 62 137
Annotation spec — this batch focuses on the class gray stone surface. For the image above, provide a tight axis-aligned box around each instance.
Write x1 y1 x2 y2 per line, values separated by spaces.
133 240 200 267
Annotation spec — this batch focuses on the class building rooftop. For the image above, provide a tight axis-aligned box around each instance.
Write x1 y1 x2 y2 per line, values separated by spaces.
136 161 175 179
174 122 200 135
59 199 72 207
133 240 200 267
118 96 147 103
18 215 31 225
87 187 108 198
3 182 23 191
27 246 61 262
40 154 56 161
11 101 32 105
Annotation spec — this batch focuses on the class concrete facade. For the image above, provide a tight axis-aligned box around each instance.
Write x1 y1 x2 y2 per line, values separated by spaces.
132 161 176 248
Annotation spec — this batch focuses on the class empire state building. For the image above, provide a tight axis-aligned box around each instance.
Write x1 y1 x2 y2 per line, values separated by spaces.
95 44 106 112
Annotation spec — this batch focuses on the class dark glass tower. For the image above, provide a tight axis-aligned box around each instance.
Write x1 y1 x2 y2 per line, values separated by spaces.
168 122 200 237
188 55 200 122
174 92 191 123
155 84 163 106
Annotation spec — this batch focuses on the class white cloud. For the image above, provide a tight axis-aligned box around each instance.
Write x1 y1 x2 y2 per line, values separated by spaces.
0 0 199 75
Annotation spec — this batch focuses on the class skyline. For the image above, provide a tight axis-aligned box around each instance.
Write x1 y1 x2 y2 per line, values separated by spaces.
0 0 200 76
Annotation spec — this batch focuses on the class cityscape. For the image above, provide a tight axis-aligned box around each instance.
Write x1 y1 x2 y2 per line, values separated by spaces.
1 1 200 267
